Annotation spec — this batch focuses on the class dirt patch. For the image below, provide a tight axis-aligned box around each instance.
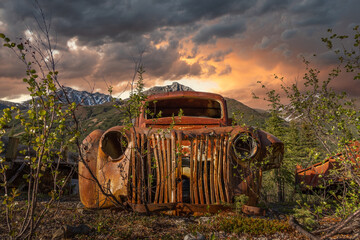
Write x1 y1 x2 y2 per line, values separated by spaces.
0 195 355 239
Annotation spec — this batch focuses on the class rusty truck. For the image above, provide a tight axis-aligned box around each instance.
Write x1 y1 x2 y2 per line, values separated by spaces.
79 91 284 214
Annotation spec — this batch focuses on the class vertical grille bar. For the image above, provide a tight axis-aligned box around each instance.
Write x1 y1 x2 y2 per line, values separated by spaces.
189 138 194 203
218 134 225 202
203 135 210 204
156 134 164 203
226 136 233 202
166 138 171 203
222 135 229 202
209 137 215 204
176 132 183 203
171 131 176 203
151 134 160 203
129 130 233 205
193 136 199 204
198 135 204 204
161 136 168 203
213 137 220 203
147 136 152 203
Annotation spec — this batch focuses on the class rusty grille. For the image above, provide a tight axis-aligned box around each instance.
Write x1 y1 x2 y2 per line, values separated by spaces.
128 131 233 205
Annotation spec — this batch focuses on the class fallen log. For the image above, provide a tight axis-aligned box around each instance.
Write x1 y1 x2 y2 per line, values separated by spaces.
288 216 319 240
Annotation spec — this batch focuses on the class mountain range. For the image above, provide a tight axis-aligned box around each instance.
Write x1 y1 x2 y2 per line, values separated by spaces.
3 82 269 139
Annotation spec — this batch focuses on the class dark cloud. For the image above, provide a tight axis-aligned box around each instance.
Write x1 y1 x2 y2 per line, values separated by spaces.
59 49 100 79
281 29 297 40
289 0 341 28
193 17 246 44
252 0 291 15
176 0 254 22
0 0 359 105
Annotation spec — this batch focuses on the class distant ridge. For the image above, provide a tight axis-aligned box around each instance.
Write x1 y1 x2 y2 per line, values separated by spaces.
21 87 112 107
144 82 194 95
0 100 26 110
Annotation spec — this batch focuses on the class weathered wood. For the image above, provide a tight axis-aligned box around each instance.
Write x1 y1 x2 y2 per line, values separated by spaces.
209 137 215 204
320 208 360 239
151 135 160 203
223 135 229 202
166 138 171 203
156 134 164 203
147 137 152 203
203 135 209 204
189 139 194 203
218 135 225 202
193 137 199 204
161 136 168 203
176 132 183 203
226 136 233 202
213 138 220 203
198 135 204 204
171 131 176 203
289 216 319 240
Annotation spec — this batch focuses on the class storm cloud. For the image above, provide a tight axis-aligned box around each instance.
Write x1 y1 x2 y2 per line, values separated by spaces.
0 0 359 107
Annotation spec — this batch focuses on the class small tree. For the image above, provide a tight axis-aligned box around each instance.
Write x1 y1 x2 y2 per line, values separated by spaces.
256 26 360 238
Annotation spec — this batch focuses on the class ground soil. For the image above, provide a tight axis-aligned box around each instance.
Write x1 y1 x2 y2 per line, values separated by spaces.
0 195 357 239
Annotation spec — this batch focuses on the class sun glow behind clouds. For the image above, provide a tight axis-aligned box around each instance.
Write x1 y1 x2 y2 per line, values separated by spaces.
67 37 78 51
1 94 31 103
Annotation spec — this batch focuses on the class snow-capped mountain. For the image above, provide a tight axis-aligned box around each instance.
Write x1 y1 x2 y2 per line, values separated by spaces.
144 82 194 95
55 87 112 106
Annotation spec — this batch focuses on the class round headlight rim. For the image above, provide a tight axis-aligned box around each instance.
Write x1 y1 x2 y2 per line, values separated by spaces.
231 132 259 161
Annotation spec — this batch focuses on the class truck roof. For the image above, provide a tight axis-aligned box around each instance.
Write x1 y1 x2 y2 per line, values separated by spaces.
145 91 226 102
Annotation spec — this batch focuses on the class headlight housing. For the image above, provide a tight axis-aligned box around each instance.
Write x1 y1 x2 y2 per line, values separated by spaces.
100 131 128 161
232 133 258 160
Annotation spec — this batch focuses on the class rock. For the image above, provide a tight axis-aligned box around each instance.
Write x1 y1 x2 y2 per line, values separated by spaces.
52 224 92 240
184 232 205 240
197 217 211 224
76 202 85 214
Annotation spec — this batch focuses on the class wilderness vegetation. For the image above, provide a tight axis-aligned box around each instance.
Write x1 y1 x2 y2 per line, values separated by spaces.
0 2 359 238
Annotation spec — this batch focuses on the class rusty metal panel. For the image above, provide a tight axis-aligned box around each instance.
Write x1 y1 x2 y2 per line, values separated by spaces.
295 141 360 190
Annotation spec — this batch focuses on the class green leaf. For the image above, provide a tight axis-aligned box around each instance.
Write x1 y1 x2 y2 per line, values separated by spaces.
39 110 47 116
17 43 24 50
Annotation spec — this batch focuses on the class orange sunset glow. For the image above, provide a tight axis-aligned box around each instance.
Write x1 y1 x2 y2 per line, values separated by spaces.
0 0 359 109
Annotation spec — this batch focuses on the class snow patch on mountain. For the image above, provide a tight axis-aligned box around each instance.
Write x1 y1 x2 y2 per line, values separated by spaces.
56 87 112 106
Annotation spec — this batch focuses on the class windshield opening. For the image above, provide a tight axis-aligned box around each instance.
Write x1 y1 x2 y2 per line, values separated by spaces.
146 97 222 119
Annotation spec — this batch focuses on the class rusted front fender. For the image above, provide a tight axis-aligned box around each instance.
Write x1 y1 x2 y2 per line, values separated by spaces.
79 127 132 208
257 130 284 170
79 129 104 208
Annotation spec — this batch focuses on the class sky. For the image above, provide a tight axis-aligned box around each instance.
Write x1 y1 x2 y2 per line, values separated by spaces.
0 0 359 109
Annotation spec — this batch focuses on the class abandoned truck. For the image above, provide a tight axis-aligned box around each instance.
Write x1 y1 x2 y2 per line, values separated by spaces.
79 91 284 213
